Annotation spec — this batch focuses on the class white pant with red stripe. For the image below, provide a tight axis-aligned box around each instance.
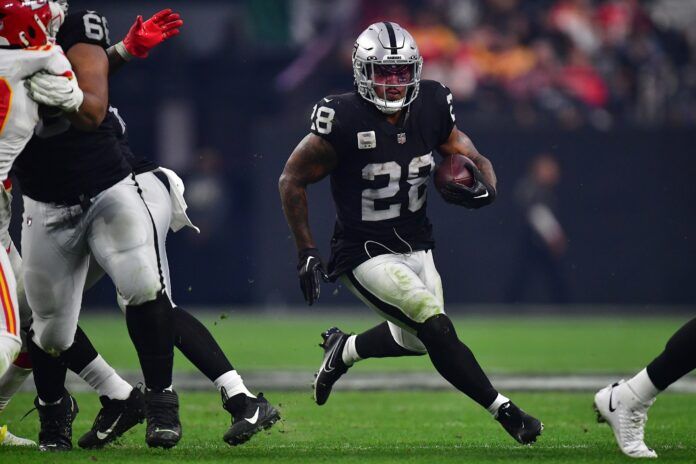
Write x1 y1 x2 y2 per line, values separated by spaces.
0 182 21 377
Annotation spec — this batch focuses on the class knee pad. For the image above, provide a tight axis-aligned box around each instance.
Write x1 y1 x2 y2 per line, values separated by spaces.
32 328 73 357
417 314 457 347
118 270 162 306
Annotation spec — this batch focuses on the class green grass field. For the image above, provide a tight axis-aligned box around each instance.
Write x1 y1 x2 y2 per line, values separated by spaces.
3 392 694 463
1 312 694 462
77 312 688 374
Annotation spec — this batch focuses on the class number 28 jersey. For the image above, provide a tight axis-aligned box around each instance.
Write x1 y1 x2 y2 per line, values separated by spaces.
310 80 456 279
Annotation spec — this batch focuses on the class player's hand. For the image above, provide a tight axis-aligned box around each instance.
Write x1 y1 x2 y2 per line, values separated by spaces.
122 9 183 59
297 248 329 306
25 71 84 113
440 164 496 209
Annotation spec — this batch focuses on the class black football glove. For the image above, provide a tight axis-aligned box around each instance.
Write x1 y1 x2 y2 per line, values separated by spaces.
440 163 497 209
297 248 330 306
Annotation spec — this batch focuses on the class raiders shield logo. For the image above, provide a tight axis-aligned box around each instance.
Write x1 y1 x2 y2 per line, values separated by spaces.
397 133 406 144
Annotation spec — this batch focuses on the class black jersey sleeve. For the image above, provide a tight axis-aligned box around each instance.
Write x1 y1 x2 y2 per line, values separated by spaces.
432 82 457 145
57 10 112 53
309 97 342 148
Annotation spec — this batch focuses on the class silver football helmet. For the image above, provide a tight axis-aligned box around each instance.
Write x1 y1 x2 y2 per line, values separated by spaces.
352 22 423 115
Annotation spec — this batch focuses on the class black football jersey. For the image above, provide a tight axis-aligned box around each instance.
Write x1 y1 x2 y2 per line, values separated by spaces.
310 80 456 279
110 106 157 175
14 10 136 204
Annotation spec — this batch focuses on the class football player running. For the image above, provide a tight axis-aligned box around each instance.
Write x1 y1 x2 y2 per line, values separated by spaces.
280 22 543 445
594 317 696 458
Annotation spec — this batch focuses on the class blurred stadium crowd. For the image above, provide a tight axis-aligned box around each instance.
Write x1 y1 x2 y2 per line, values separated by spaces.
279 0 696 130
61 0 695 306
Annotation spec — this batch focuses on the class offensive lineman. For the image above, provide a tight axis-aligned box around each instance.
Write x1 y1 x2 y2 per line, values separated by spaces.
7 2 279 450
0 0 75 381
11 1 183 450
279 22 543 445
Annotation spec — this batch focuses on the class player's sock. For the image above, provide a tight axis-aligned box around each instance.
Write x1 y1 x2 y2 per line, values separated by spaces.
79 355 133 401
486 393 511 416
417 314 498 408
0 357 32 411
353 322 423 362
62 326 132 400
625 368 660 403
646 317 696 391
342 335 361 366
27 337 68 404
214 370 254 398
173 306 234 381
126 292 175 391
62 325 98 372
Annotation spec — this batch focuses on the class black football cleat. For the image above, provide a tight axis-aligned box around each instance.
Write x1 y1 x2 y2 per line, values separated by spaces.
495 401 543 445
222 391 280 446
313 327 351 406
35 390 79 452
78 387 146 449
144 388 181 449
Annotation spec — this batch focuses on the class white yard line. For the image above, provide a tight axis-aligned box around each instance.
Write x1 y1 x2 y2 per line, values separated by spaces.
18 371 696 393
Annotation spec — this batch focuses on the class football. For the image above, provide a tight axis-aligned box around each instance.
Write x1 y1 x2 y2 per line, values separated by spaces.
434 154 476 192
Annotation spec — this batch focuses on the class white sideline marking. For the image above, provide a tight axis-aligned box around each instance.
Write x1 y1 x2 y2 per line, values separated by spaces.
18 372 696 393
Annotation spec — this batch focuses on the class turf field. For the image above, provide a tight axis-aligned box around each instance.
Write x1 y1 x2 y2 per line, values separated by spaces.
3 392 695 463
76 312 689 374
1 312 694 462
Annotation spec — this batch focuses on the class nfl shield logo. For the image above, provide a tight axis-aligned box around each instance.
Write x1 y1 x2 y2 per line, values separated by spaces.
397 133 407 144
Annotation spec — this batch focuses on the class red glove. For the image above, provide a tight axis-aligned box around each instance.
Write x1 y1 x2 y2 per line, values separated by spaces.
122 9 183 58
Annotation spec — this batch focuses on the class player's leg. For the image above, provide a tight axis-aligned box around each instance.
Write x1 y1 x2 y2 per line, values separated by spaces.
21 197 88 451
338 251 541 444
312 320 425 407
0 247 20 385
86 176 178 448
594 317 696 458
0 184 20 379
342 252 502 408
61 325 145 450
0 181 38 414
0 242 37 447
136 170 279 445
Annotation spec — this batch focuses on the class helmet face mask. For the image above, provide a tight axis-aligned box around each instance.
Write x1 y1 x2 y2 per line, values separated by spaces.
353 22 423 115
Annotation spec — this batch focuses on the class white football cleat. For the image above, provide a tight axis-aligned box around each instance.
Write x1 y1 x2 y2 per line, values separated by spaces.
0 425 36 447
594 381 657 458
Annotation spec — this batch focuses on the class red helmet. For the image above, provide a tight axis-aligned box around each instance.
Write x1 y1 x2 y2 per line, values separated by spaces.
0 0 53 48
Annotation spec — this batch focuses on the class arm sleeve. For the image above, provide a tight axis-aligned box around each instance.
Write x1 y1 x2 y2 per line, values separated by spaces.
56 10 111 53
434 83 457 145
